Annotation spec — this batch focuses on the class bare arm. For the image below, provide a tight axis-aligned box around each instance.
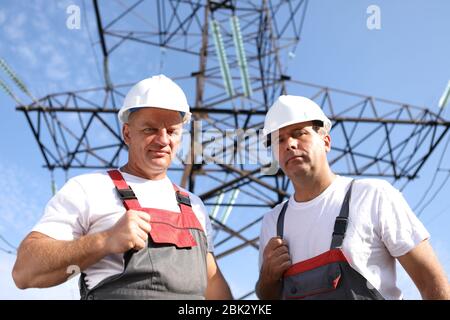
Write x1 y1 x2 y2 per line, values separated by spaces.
255 237 291 300
255 275 283 300
397 239 450 300
205 252 233 300
12 231 110 289
12 210 151 289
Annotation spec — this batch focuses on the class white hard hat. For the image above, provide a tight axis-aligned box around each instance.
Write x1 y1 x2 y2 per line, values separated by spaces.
118 74 191 124
262 95 332 137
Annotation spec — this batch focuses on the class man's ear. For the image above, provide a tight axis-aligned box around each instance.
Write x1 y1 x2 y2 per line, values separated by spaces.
122 123 130 145
324 133 331 153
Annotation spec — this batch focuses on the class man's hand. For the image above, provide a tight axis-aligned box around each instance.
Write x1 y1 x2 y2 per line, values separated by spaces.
256 237 291 299
261 237 291 281
105 210 152 254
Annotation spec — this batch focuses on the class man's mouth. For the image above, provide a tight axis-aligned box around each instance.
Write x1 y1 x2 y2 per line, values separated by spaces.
148 149 170 157
285 154 305 166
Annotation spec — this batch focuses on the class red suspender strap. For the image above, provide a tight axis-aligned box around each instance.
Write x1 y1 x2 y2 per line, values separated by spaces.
107 171 203 248
172 183 204 232
107 170 141 211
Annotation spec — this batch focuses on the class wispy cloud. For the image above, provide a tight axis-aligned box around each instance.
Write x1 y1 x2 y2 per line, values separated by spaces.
0 160 51 237
45 50 70 81
16 46 38 68
30 10 51 33
0 9 6 25
2 1 102 99
0 158 79 299
4 12 26 40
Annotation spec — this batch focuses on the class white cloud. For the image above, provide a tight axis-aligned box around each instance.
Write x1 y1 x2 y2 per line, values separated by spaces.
0 158 79 299
0 10 6 25
4 12 27 40
56 0 75 11
57 35 71 47
38 43 53 55
0 159 79 299
16 45 38 67
0 162 48 234
31 11 51 32
45 51 70 81
32 0 57 16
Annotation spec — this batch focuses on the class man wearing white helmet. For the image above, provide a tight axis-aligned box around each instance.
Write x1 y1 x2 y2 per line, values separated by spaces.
13 74 233 300
256 95 450 300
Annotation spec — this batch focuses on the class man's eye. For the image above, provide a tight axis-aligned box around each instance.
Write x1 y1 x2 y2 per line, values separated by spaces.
293 130 306 138
143 128 156 133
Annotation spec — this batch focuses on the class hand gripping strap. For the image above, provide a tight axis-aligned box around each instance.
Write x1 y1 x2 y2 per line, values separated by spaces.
107 170 204 248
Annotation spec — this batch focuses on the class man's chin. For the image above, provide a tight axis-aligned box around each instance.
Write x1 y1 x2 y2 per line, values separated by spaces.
284 165 309 178
147 158 171 170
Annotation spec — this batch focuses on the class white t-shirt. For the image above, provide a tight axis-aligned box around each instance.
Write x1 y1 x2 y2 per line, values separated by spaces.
258 176 429 300
32 170 214 290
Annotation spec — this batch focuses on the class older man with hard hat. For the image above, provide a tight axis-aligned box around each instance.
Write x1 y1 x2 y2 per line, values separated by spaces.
12 74 233 300
256 95 450 300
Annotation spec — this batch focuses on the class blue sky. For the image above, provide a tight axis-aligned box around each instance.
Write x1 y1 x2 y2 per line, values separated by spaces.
1 0 450 299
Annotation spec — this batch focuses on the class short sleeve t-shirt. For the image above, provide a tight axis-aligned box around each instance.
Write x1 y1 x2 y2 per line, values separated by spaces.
258 176 429 300
32 170 214 289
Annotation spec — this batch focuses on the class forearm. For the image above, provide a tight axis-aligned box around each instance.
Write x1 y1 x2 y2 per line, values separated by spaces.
205 271 233 300
205 252 233 300
13 231 111 289
398 240 450 300
420 281 450 300
419 263 450 299
255 276 282 300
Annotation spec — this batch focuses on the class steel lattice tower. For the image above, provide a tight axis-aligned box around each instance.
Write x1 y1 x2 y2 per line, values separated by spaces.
15 0 450 298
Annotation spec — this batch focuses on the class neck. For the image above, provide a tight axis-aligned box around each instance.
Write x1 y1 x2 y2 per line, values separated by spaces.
291 168 336 202
120 163 167 180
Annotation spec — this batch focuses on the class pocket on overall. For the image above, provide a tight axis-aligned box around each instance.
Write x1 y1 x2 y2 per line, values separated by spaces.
283 262 342 299
149 221 197 248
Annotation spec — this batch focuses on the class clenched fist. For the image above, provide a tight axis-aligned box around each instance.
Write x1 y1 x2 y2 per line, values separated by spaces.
104 210 152 254
261 237 292 282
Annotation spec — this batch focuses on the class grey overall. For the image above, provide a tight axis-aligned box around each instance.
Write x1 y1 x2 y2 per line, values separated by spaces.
278 180 385 300
79 170 208 300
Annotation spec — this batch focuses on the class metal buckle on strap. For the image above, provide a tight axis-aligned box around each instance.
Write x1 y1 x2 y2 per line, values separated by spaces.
116 187 137 200
333 217 348 236
176 192 191 206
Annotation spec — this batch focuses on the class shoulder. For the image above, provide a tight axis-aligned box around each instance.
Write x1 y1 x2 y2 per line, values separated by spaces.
65 171 116 193
261 200 288 228
353 178 398 195
69 171 112 186
56 171 115 202
350 178 408 216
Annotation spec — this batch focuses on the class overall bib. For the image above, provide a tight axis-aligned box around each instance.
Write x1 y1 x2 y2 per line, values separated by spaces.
79 170 208 300
278 180 384 300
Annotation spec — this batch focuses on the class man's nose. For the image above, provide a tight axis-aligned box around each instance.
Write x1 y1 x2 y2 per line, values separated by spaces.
285 136 298 150
154 129 170 146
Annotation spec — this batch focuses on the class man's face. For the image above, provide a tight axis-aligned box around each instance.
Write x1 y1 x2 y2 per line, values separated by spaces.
272 121 331 179
122 107 183 175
